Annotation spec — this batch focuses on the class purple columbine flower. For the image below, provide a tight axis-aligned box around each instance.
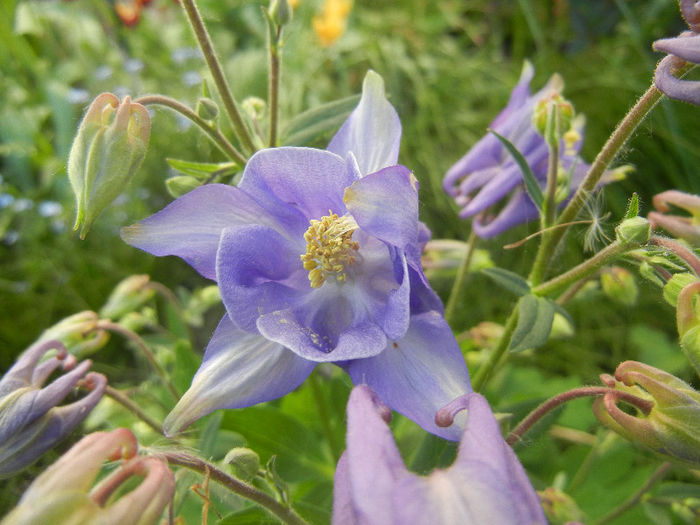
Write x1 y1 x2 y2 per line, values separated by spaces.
122 71 471 440
443 63 590 238
653 1 700 106
333 385 547 525
0 340 106 478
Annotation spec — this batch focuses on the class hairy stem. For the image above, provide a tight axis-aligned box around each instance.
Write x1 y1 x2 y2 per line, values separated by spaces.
650 235 700 276
268 25 282 147
472 310 518 392
105 385 163 435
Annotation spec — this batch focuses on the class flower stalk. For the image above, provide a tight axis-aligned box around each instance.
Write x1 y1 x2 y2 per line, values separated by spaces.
444 230 479 326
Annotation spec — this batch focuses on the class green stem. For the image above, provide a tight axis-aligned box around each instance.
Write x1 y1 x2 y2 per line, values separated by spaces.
529 83 663 285
268 25 282 147
308 371 341 463
472 310 518 392
591 462 673 525
161 451 310 525
533 240 638 297
180 0 257 154
105 385 164 435
542 136 559 229
444 231 479 326
134 95 246 165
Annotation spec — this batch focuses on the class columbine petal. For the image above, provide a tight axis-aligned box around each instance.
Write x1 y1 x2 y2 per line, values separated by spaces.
121 184 281 279
472 189 538 238
654 33 700 63
344 166 419 249
344 311 471 441
163 315 315 435
328 70 402 176
238 147 355 222
654 54 700 106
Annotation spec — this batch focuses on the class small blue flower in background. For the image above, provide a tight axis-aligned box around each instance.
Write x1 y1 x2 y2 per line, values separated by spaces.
443 63 591 238
0 340 106 478
332 385 547 525
122 71 471 440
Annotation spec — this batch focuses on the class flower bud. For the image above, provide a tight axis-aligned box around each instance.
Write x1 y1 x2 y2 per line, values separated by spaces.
615 216 651 245
0 340 106 478
532 92 575 145
223 447 260 482
648 190 700 245
676 281 700 375
593 361 700 467
36 311 108 359
538 487 586 525
269 0 293 26
601 266 638 306
663 272 698 307
68 93 150 239
196 97 219 121
3 428 174 525
99 274 155 320
165 175 202 198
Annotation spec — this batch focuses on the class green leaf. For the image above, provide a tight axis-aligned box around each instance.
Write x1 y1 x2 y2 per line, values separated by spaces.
509 294 556 353
625 192 640 219
166 158 239 180
481 267 531 296
282 95 360 146
488 129 543 211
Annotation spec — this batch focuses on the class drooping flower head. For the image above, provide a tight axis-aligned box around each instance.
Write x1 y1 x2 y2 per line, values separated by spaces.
0 340 106 478
3 428 174 525
443 63 592 238
332 385 547 524
122 71 471 440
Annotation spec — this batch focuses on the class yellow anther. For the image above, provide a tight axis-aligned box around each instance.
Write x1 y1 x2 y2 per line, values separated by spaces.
300 212 359 288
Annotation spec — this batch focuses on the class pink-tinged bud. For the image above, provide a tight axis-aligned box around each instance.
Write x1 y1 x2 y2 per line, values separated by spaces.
601 266 638 306
0 340 106 478
593 361 700 467
648 190 700 245
68 93 150 239
36 311 109 359
3 428 174 525
676 280 700 375
99 274 155 320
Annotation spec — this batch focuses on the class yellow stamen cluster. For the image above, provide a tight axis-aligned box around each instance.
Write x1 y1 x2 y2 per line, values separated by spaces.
301 212 359 288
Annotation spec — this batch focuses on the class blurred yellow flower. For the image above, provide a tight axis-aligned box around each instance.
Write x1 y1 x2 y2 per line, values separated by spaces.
289 0 300 8
313 0 352 46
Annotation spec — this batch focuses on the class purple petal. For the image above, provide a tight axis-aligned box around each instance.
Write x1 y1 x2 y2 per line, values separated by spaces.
344 166 419 249
458 162 526 218
238 147 355 222
163 315 315 436
216 225 307 332
491 61 535 129
121 184 281 280
654 55 700 106
653 33 700 64
472 189 539 238
345 311 471 441
328 71 402 176
0 340 67 397
332 454 360 525
443 137 503 196
334 385 408 525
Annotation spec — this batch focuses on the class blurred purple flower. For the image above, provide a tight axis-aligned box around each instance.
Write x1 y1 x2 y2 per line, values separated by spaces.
443 63 590 238
122 71 471 440
0 340 106 478
332 385 547 525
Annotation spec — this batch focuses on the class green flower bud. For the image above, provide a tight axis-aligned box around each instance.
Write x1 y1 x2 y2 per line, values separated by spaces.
593 361 700 467
224 447 260 482
615 216 651 245
538 487 586 525
269 0 293 26
68 93 151 239
663 272 699 307
196 97 218 121
36 311 109 359
165 175 202 198
676 281 700 376
100 274 155 320
601 266 639 306
532 92 575 144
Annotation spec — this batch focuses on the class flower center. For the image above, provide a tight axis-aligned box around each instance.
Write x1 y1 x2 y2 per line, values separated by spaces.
300 212 359 288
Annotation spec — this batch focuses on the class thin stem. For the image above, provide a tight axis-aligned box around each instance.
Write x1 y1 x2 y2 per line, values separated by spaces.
161 451 310 525
308 371 341 463
555 273 596 305
650 235 700 276
444 231 479 326
134 95 246 165
179 0 257 154
105 385 164 435
542 130 559 229
506 386 653 446
591 462 673 525
533 240 636 298
472 309 518 392
95 320 180 401
268 25 282 147
529 83 663 285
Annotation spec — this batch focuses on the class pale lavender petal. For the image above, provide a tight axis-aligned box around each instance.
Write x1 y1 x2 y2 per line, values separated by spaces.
345 311 471 441
332 454 360 525
121 184 283 280
472 190 539 238
458 163 524 218
0 340 66 396
344 166 419 249
491 61 535 128
216 225 307 332
654 55 700 106
328 70 402 176
163 315 315 436
653 33 700 63
443 138 502 196
238 147 355 222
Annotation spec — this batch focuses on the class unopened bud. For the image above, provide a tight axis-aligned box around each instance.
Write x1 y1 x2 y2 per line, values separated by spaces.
224 447 260 482
615 216 651 245
676 281 700 375
68 93 150 239
269 0 293 26
532 92 575 144
37 311 109 359
196 97 218 121
593 361 700 467
601 266 638 306
100 274 155 320
648 190 700 246
663 272 698 307
538 487 586 525
165 175 202 198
